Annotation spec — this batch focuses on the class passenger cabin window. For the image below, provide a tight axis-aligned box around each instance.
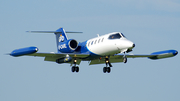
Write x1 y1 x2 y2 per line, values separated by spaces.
98 39 100 43
91 41 94 45
101 38 104 42
108 33 121 39
94 40 97 44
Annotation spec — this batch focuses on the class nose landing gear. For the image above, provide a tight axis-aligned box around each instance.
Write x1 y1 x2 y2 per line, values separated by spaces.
123 52 127 63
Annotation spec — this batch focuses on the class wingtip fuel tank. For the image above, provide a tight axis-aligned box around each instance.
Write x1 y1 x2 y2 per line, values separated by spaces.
10 46 38 57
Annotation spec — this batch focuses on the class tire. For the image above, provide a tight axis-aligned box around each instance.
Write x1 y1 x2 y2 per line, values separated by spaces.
123 57 127 63
103 67 107 73
75 66 79 72
107 67 111 73
71 66 75 72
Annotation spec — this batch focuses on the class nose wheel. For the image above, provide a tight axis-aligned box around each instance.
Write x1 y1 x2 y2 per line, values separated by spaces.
123 56 127 63
123 52 127 63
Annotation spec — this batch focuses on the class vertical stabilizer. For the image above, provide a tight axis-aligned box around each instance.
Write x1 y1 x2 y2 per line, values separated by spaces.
54 28 68 52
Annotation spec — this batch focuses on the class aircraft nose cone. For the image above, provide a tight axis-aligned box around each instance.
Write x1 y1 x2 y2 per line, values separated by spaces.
132 44 135 48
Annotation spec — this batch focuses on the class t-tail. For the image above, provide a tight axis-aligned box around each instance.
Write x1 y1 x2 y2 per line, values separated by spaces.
26 27 82 53
54 28 69 52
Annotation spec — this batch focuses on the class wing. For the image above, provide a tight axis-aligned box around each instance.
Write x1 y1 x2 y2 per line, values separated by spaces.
9 46 89 65
27 52 89 65
89 50 178 65
10 47 177 66
89 56 124 65
89 54 151 65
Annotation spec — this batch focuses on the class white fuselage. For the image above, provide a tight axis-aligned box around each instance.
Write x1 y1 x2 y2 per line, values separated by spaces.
86 32 135 56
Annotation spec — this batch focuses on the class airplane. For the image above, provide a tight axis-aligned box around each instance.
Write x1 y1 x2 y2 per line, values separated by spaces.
9 28 178 73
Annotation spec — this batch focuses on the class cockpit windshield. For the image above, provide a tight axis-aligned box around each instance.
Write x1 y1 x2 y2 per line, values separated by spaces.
121 33 126 38
108 33 121 39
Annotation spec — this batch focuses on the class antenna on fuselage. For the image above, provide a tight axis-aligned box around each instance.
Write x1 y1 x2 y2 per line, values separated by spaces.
97 34 99 37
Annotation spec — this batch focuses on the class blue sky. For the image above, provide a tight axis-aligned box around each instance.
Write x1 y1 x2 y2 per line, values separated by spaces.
0 0 180 101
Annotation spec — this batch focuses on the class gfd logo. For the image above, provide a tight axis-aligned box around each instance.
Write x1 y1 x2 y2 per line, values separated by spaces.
59 34 64 42
58 44 67 50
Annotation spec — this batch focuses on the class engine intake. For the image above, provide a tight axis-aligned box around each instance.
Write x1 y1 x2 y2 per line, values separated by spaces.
69 39 78 50
58 39 78 53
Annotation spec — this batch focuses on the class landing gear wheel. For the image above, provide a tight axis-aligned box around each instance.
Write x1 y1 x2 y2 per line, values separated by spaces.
107 67 111 73
72 66 75 72
103 67 111 73
123 57 127 63
103 56 112 73
103 67 107 73
75 66 79 72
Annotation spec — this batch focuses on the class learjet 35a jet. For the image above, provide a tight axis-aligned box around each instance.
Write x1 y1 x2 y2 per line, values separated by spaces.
10 28 178 73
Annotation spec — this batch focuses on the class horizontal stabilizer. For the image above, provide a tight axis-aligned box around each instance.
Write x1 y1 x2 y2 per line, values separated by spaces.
26 31 83 33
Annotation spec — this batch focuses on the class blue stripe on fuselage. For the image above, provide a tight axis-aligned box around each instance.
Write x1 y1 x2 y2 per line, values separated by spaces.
76 40 102 60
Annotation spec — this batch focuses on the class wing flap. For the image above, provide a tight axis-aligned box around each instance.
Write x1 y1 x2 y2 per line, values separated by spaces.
28 52 89 58
89 54 154 65
89 58 123 65
44 56 60 62
28 52 65 57
126 54 152 58
27 52 89 63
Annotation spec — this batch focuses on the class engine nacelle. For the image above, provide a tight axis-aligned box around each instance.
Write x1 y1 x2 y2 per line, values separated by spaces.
56 57 72 64
58 39 78 53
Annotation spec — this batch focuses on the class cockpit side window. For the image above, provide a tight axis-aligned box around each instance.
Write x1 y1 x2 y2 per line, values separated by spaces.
108 33 121 39
121 33 126 38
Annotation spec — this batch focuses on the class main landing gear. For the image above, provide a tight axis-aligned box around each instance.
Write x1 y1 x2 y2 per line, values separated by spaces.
103 67 111 73
103 54 127 73
103 56 112 73
72 66 79 72
71 54 128 73
71 59 79 73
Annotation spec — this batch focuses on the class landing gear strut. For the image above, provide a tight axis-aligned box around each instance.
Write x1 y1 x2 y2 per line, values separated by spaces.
71 59 79 73
103 56 112 73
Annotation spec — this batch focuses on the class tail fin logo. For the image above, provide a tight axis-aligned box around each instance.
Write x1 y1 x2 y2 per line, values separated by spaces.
59 34 64 42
